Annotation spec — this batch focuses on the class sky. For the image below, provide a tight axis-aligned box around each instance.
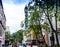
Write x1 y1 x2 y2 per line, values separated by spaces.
2 0 30 34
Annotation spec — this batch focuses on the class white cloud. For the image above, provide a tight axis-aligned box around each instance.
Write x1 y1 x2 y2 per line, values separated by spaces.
3 3 25 34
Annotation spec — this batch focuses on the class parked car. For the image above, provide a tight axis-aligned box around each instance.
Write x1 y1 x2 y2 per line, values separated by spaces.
19 45 23 47
18 44 26 47
25 40 38 45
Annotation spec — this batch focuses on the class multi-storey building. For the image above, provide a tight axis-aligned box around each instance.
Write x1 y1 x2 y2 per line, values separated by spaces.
0 0 6 47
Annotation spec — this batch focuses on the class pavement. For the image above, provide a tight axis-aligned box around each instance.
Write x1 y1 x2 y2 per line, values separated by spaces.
26 45 37 47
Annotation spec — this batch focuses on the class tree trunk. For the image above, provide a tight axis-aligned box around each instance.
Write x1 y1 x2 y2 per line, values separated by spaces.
44 30 49 47
54 0 59 46
35 34 40 47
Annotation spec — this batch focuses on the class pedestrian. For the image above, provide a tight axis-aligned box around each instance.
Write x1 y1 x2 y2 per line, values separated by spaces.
30 43 32 47
23 44 26 47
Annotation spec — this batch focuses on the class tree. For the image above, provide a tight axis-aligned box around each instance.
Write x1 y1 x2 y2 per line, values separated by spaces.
42 22 50 46
5 31 11 40
26 0 60 47
28 2 43 37
11 33 17 47
25 1 46 47
11 29 24 47
16 29 24 43
40 0 60 47
24 6 28 30
5 31 11 46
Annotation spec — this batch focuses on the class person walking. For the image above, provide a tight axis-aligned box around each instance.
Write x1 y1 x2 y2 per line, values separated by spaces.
30 43 32 47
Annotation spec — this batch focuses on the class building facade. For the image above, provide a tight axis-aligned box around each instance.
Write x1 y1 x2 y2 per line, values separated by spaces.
22 29 40 45
0 0 6 47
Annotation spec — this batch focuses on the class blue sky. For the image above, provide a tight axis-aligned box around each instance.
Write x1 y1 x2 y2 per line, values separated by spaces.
2 0 31 4
2 0 30 34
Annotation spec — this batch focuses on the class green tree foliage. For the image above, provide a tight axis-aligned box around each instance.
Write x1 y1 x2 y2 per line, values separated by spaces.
5 31 11 40
11 29 24 43
11 33 16 43
25 0 60 47
16 29 24 43
10 29 24 47
5 31 11 46
24 1 46 47
24 6 28 29
27 3 43 36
